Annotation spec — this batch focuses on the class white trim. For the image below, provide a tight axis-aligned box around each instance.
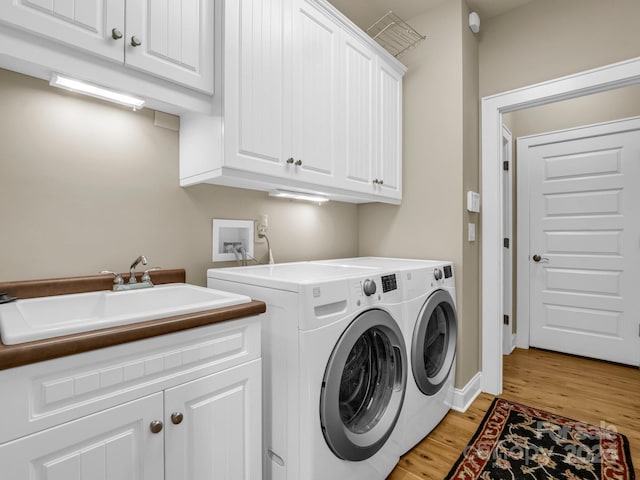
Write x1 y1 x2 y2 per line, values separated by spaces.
515 115 640 351
451 372 482 413
481 55 640 395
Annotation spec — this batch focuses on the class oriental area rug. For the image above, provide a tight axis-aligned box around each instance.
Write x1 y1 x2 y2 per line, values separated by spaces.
445 398 635 480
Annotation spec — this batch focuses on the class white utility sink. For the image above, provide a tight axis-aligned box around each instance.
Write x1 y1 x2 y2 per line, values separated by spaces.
0 283 252 345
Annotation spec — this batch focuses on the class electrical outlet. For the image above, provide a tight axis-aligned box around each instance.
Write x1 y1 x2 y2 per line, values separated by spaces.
256 214 268 243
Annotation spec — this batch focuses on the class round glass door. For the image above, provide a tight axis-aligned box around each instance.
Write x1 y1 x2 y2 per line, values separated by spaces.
411 289 457 396
320 309 407 461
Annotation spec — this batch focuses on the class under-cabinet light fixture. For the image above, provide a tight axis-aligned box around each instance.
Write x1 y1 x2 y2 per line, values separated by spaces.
49 74 145 110
268 189 329 204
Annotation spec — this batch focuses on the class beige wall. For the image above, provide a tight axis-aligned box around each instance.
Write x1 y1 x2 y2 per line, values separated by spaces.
479 0 640 97
359 0 480 388
0 69 359 285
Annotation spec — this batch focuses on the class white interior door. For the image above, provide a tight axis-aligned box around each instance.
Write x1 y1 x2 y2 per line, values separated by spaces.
523 117 640 366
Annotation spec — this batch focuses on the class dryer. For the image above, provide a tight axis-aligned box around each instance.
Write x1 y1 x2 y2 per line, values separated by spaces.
207 262 408 480
314 258 458 453
401 262 457 453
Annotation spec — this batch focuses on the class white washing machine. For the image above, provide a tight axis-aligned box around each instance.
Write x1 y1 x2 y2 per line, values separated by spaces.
314 258 458 454
207 262 408 480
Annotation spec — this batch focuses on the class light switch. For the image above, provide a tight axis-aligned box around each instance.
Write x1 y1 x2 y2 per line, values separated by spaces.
467 191 480 212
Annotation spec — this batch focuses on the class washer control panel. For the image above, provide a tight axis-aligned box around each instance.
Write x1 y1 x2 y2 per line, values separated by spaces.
352 273 399 306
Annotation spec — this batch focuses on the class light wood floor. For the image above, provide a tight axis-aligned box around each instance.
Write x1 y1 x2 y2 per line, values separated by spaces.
388 348 640 479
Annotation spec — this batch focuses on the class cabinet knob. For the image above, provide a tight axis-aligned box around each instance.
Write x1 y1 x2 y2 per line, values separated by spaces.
372 179 379 185
295 159 302 166
379 179 384 185
171 412 184 425
286 157 294 164
131 36 142 47
149 420 163 434
111 28 123 40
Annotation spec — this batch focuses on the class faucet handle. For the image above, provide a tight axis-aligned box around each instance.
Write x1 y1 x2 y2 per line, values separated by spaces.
100 270 124 285
141 267 162 284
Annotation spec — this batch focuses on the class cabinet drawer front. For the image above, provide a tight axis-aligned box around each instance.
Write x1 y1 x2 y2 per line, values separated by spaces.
0 0 124 62
0 393 164 480
0 317 260 444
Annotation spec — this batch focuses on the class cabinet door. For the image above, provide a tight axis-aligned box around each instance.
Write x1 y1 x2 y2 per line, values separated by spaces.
224 0 289 176
290 0 340 184
377 61 403 199
0 393 164 480
125 0 214 94
339 35 377 193
164 359 262 480
0 0 124 62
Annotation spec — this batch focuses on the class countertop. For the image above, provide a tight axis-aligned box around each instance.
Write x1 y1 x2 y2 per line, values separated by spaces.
0 269 266 370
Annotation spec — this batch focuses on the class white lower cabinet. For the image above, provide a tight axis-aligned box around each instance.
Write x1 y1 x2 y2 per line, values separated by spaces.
0 317 262 480
0 393 164 480
165 360 262 480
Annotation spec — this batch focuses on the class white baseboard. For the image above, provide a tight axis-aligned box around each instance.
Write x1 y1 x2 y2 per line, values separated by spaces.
451 372 482 413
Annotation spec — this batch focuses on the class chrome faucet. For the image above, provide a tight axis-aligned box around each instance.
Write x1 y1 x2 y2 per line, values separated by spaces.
101 256 160 291
129 255 148 284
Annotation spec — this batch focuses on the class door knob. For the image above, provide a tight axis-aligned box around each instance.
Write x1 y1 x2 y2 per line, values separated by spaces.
532 254 549 263
149 420 163 433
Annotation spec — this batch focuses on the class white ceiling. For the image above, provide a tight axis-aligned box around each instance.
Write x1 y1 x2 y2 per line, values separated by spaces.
326 0 535 31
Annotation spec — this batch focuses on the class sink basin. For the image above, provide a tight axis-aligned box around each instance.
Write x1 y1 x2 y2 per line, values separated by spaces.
0 283 252 345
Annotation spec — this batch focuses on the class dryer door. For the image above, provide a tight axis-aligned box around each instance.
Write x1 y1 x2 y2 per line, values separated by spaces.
412 289 458 396
320 309 407 461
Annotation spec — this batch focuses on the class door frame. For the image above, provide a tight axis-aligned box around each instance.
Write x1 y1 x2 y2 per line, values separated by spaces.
481 55 640 395
501 125 514 355
514 116 640 351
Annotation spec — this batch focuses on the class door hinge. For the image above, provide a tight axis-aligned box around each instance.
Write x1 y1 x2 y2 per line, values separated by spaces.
503 238 510 248
503 315 509 325
503 161 509 171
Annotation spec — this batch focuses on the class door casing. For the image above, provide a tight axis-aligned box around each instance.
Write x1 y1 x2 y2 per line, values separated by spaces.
481 55 640 395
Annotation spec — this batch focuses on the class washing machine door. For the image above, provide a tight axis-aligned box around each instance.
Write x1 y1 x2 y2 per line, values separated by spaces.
412 289 457 396
320 309 407 461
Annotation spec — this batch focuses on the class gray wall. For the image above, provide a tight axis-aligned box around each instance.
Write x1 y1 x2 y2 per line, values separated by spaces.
0 69 359 285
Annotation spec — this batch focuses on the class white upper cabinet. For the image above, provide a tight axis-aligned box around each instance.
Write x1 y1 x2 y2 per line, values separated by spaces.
224 0 289 176
0 0 124 62
0 0 213 95
376 62 403 200
126 0 214 94
290 0 339 184
180 0 406 204
339 34 377 193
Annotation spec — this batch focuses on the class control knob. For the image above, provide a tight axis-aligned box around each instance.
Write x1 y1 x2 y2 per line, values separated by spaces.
363 279 377 296
433 268 443 281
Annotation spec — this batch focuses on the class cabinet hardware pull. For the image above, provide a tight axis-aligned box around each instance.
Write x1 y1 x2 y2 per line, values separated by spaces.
295 159 302 166
171 412 184 425
131 36 142 47
149 420 163 433
286 157 294 164
379 179 384 185
111 28 123 40
372 179 379 184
